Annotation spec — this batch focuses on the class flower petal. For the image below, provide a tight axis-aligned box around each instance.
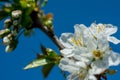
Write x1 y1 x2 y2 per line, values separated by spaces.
105 24 117 35
91 59 109 74
108 51 120 66
60 48 74 57
67 73 79 80
59 58 80 73
107 36 120 44
60 33 74 48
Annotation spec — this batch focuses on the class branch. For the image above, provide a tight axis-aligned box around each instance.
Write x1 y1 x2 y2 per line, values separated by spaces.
30 9 65 50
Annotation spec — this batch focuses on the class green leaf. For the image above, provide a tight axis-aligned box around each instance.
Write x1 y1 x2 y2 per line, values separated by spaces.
24 58 54 70
42 63 55 78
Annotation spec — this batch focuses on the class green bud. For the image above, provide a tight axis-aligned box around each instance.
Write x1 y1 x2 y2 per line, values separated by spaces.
4 19 12 29
0 29 11 38
44 19 53 26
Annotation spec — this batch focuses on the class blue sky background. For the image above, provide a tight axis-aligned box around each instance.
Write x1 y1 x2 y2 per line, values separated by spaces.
0 0 120 80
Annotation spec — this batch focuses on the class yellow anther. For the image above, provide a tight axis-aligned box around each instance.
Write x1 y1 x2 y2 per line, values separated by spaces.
71 37 83 46
97 24 105 33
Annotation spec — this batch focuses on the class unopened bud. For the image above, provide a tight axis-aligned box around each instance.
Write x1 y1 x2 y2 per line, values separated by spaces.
0 29 11 38
5 45 13 52
12 10 22 19
3 36 11 45
5 40 18 52
13 20 19 26
44 19 53 27
4 19 12 28
3 34 14 45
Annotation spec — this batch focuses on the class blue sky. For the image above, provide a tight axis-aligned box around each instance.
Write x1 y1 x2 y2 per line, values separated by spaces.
0 0 120 80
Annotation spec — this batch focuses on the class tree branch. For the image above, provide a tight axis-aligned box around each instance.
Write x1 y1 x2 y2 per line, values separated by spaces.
30 10 65 50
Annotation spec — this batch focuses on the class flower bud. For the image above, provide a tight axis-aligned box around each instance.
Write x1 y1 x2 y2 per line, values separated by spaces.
0 29 11 38
3 34 14 45
13 20 19 26
12 10 22 19
3 36 10 45
5 45 13 52
5 40 18 52
4 19 12 29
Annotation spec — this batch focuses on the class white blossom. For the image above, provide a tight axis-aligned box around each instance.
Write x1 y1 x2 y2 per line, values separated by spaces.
59 58 96 80
89 23 120 44
59 23 120 80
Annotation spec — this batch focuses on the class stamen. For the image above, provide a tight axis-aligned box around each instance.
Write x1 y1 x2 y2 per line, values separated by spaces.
71 37 83 46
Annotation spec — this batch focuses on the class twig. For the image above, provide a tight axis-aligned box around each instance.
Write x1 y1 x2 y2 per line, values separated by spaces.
30 10 65 50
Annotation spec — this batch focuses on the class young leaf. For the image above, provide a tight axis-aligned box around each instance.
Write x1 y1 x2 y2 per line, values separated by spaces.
24 58 54 70
42 63 55 78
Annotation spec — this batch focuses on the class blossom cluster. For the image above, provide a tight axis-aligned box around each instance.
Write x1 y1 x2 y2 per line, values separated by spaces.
59 23 120 80
0 10 22 52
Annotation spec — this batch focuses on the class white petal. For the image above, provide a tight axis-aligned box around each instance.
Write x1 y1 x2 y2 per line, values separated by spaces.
73 53 93 65
60 48 74 57
59 58 79 73
97 36 109 51
60 33 74 48
86 75 97 80
105 24 117 35
75 61 87 68
74 24 87 36
86 39 97 52
108 51 120 66
107 36 120 44
67 73 79 80
91 59 109 74
89 23 98 36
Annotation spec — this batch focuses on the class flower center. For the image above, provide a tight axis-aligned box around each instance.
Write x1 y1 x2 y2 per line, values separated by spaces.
93 50 103 59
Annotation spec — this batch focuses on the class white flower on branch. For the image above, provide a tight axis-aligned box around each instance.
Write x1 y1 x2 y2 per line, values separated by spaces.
89 23 120 44
59 23 120 80
59 58 96 80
